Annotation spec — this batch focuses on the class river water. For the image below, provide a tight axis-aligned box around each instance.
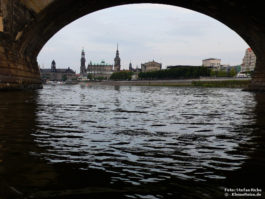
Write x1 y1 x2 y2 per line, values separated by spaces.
0 84 265 199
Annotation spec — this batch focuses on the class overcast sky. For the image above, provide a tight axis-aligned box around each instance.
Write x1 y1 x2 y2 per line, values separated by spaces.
37 4 249 73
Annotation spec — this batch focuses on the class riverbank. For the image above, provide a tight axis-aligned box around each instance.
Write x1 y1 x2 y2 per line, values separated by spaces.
192 79 251 88
81 78 251 88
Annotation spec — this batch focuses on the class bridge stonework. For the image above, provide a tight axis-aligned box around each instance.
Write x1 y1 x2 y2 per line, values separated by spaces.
0 0 50 89
1 0 265 90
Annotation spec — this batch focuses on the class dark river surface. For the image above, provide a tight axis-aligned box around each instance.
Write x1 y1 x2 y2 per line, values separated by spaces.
0 84 265 199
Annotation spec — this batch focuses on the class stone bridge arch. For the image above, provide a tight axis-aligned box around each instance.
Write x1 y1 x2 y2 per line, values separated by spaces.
0 0 265 90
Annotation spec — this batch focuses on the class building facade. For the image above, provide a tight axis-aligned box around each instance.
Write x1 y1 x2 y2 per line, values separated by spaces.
202 58 221 70
241 48 256 72
79 46 121 79
40 60 76 81
87 61 113 79
141 60 162 72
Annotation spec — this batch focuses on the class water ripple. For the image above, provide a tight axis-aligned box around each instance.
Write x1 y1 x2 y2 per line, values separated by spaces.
30 85 257 197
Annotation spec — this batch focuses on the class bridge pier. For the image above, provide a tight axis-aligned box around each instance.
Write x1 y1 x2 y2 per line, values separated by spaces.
0 48 42 90
247 59 265 91
0 0 43 90
248 75 265 92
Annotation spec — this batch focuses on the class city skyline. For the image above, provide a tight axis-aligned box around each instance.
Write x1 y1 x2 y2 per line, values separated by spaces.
37 4 249 72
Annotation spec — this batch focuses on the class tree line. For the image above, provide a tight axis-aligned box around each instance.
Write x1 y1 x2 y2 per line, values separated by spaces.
210 68 237 77
110 71 133 80
138 66 211 80
109 66 238 81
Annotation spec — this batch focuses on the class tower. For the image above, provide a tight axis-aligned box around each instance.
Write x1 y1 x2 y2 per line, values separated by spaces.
80 49 86 76
114 44 121 71
51 60 56 72
129 61 133 71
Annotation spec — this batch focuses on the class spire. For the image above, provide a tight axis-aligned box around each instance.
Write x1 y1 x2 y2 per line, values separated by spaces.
129 61 133 71
114 44 121 71
51 60 56 72
80 48 86 75
81 48 85 58
81 48 86 61
116 43 119 57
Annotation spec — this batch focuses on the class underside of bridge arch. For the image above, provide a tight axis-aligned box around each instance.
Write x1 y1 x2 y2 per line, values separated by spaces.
1 0 265 90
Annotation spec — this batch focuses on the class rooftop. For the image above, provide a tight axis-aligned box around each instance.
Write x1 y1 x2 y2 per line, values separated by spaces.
203 58 221 61
40 68 75 74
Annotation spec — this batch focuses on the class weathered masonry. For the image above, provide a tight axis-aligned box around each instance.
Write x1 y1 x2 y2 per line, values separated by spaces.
1 0 265 90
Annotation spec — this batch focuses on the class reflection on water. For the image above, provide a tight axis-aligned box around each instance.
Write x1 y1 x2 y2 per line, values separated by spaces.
0 85 265 199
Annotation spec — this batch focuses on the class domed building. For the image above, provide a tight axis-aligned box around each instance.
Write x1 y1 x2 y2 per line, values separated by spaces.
40 60 76 82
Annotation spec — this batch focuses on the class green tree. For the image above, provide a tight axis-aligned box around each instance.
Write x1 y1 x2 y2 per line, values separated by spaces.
139 66 211 80
229 68 237 77
110 71 133 80
87 74 93 80
217 70 227 77
210 70 217 77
